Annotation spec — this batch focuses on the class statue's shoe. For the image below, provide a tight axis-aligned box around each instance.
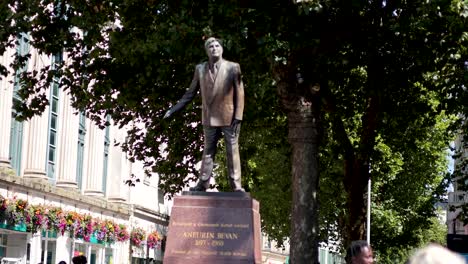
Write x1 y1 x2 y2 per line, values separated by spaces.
189 184 207 192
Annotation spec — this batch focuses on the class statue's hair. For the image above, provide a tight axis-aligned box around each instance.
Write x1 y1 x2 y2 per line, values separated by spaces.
408 244 466 264
345 240 370 264
204 37 222 48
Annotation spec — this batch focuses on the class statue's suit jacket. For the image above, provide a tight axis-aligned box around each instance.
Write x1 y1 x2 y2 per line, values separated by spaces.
171 59 244 127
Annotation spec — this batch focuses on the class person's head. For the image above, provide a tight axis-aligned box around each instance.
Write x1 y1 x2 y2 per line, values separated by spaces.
204 37 223 61
72 255 87 264
58 261 67 264
407 244 466 264
346 240 374 264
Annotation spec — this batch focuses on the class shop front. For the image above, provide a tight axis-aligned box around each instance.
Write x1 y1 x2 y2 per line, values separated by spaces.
0 224 28 264
40 230 120 264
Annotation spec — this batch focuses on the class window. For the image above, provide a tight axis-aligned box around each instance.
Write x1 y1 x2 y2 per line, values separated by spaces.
144 174 151 185
105 248 113 264
41 239 57 264
158 189 164 205
0 233 7 257
76 111 86 189
102 116 110 194
9 114 24 176
9 33 30 176
74 243 87 259
46 53 62 180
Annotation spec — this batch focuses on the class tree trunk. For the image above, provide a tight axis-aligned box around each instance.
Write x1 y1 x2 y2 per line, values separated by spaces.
341 49 381 243
288 108 320 264
277 71 321 263
343 157 369 243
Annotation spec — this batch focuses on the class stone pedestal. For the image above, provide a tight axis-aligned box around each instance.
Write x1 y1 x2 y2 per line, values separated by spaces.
163 192 262 264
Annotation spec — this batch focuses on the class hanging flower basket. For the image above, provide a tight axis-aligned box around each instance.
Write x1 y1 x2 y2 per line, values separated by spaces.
130 227 146 247
147 231 161 249
3 196 28 226
115 224 130 242
74 214 93 242
26 204 48 233
0 194 144 244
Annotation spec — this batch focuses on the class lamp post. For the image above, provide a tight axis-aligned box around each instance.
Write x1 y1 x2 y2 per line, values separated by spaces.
366 177 371 244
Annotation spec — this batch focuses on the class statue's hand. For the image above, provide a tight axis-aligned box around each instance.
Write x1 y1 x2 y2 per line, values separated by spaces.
163 110 173 119
231 119 241 131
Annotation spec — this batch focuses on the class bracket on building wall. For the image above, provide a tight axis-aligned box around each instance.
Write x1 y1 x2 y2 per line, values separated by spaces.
6 186 10 196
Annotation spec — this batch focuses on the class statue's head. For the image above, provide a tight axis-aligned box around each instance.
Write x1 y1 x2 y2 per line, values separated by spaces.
204 37 223 61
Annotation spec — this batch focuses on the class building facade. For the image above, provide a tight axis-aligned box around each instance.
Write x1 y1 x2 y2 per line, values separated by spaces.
0 35 168 264
448 135 468 235
259 236 343 264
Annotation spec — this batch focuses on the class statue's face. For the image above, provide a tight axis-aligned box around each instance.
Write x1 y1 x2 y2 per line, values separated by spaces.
206 40 223 60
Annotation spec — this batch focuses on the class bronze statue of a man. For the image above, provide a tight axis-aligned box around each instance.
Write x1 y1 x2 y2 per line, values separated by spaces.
164 37 245 192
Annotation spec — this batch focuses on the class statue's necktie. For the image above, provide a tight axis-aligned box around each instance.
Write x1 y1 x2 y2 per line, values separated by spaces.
209 64 218 82
213 64 218 76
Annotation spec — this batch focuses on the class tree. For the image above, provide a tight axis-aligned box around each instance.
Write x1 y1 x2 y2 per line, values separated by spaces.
368 111 455 263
